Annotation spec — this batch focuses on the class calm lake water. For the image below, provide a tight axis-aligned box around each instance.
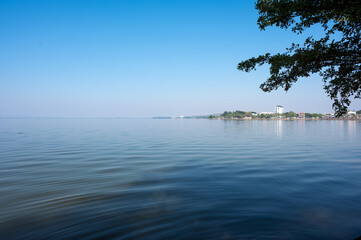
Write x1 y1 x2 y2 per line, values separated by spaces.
0 119 360 240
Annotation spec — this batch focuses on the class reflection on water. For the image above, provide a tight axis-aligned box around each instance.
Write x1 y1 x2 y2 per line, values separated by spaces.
275 119 283 139
0 119 360 240
347 120 356 137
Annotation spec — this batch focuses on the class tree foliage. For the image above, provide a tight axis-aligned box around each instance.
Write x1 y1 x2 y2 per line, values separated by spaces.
221 110 247 118
305 113 323 118
238 0 361 116
282 111 298 118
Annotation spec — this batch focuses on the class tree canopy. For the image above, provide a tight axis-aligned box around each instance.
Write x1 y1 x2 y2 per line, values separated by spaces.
238 0 361 116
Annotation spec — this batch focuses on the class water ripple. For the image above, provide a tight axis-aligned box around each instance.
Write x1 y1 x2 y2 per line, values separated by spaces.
0 119 360 240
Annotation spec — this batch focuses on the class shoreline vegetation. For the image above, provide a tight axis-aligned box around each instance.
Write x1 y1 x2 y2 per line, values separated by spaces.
154 110 361 120
208 113 360 120
208 110 361 120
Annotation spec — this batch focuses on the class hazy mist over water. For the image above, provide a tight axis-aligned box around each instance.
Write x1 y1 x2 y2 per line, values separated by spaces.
0 119 360 240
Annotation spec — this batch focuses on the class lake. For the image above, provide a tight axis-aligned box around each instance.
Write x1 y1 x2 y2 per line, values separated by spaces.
0 119 360 240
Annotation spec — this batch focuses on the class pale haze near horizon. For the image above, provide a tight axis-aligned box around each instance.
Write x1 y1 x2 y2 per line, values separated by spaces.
1 0 360 118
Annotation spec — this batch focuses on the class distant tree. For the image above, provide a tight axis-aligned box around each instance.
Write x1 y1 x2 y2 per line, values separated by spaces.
221 111 230 118
283 111 298 118
305 113 312 118
305 113 323 118
256 113 272 119
221 110 247 118
238 0 361 116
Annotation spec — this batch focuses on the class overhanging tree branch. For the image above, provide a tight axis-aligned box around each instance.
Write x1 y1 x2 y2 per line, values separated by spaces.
238 0 361 116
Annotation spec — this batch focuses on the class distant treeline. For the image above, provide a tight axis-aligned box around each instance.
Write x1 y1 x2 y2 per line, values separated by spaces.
219 111 255 118
208 111 327 119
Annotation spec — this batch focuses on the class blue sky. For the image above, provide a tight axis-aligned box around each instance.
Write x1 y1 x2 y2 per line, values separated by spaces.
1 0 360 117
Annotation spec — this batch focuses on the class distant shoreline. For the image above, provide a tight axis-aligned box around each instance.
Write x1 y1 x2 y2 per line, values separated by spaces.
151 117 361 121
207 117 360 121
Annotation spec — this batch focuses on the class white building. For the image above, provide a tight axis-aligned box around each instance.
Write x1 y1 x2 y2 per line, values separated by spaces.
275 105 284 114
258 112 274 115
347 110 356 116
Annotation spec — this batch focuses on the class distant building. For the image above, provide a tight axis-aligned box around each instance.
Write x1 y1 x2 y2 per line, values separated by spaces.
275 105 284 114
299 112 305 118
347 110 356 116
258 112 274 115
324 113 332 119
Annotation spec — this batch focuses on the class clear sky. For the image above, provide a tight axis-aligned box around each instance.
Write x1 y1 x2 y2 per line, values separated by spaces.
1 0 360 117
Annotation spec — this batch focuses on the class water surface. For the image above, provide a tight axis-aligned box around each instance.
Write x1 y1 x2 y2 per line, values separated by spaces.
0 119 360 239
